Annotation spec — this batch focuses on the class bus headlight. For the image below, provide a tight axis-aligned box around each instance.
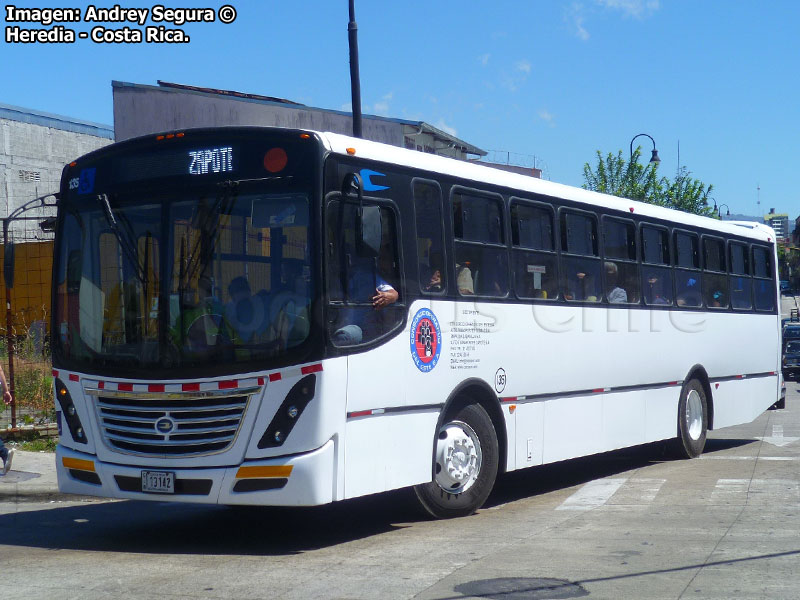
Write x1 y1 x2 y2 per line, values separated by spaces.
55 378 88 445
258 374 317 449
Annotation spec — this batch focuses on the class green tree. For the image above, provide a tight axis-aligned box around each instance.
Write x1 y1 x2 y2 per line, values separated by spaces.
582 148 716 217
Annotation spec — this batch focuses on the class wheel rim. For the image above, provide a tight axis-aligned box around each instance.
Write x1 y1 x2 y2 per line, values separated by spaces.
434 420 483 494
686 389 703 440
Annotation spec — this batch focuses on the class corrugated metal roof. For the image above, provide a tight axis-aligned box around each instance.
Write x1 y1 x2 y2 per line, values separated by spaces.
113 80 486 157
0 102 113 139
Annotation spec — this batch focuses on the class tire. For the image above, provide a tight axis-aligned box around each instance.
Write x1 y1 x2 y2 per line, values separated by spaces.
413 402 499 519
672 379 708 458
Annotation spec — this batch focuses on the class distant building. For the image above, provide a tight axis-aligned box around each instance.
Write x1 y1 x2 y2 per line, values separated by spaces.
113 80 487 162
764 209 789 242
0 103 113 334
1 102 113 220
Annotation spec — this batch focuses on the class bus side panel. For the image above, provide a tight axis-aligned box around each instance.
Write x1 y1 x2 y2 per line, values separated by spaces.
602 390 646 451
514 402 544 469
713 377 777 430
343 332 439 499
343 411 439 500
644 386 681 442
542 394 603 464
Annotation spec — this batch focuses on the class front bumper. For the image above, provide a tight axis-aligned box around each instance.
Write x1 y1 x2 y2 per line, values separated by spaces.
56 439 336 506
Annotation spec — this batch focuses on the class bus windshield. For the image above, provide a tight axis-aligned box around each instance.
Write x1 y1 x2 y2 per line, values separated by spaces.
53 186 314 376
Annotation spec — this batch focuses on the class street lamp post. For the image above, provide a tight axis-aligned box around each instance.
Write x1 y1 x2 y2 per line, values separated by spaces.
630 133 661 164
717 203 730 218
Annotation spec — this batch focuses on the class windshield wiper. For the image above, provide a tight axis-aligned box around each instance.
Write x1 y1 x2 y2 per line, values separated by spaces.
96 193 147 285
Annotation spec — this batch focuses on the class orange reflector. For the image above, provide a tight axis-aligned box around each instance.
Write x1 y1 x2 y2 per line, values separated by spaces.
176 132 185 138
300 133 310 139
156 135 165 141
508 404 517 414
346 147 356 155
62 457 95 472
166 134 175 139
236 465 293 479
69 161 77 167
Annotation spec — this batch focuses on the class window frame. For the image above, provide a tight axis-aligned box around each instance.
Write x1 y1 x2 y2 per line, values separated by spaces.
728 240 752 311
601 214 640 305
558 206 602 303
752 244 776 313
450 186 510 298
411 177 447 296
323 191 407 349
510 196 559 301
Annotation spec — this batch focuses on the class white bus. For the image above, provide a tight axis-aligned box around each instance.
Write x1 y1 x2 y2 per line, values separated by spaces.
53 127 781 518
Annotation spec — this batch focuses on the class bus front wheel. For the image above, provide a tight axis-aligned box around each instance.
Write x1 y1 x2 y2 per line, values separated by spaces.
673 379 708 458
414 403 499 519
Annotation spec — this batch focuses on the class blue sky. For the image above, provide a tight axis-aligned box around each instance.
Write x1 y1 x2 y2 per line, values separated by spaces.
3 0 800 218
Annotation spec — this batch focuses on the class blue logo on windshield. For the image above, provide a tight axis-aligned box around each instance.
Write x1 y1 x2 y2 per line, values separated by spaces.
78 168 96 195
360 169 389 192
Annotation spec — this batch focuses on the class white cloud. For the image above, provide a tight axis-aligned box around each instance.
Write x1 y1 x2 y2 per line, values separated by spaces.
566 3 591 41
371 92 393 116
434 119 457 137
478 53 490 66
538 109 556 127
516 60 531 74
596 0 660 19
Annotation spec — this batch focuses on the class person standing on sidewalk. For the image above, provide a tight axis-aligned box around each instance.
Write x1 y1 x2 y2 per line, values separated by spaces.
1 364 14 475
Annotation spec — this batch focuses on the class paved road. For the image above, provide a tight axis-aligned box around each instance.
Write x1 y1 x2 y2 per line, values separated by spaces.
1 386 798 599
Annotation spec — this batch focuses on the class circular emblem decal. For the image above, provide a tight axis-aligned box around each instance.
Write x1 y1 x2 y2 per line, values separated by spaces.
410 308 442 372
155 417 175 434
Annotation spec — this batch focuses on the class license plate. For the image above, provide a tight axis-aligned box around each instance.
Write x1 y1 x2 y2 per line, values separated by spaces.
141 470 175 494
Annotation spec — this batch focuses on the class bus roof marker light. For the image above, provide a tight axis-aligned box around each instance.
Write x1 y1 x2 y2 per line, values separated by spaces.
300 133 311 139
630 207 635 213
346 147 356 155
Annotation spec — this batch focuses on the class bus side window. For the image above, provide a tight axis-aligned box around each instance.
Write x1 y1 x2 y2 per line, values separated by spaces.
641 225 673 306
326 199 404 346
729 242 752 310
560 210 601 302
702 237 728 309
452 190 508 297
413 181 446 295
753 246 775 311
602 217 639 304
511 200 558 300
674 231 701 307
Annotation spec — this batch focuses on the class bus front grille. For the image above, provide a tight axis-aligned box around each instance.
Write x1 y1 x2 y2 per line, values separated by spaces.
89 387 259 457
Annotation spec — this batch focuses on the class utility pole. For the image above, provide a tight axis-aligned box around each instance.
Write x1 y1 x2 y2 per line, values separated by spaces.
348 0 363 138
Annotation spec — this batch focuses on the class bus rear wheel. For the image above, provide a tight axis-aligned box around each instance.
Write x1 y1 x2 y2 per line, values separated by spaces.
673 379 708 458
414 403 499 519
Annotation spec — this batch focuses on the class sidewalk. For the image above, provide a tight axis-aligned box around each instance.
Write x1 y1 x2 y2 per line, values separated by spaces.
0 449 69 502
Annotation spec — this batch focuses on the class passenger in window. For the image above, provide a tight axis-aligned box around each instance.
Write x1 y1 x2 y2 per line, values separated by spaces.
565 271 598 302
332 253 399 345
423 252 444 293
676 276 701 307
604 262 628 304
710 290 724 308
645 275 670 305
457 262 475 295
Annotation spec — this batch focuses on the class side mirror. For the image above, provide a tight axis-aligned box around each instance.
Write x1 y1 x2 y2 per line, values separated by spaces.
342 173 382 258
3 243 14 289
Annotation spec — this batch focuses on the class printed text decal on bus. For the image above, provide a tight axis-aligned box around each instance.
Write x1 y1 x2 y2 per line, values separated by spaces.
410 308 441 372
